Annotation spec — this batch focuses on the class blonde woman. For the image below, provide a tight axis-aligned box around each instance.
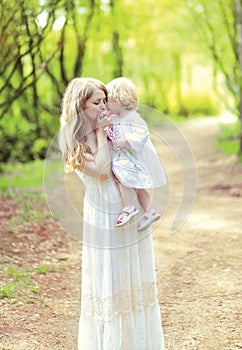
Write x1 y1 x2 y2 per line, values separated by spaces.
59 77 165 350
106 77 167 231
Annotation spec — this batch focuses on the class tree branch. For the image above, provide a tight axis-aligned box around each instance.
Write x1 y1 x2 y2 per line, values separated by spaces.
73 0 96 77
59 5 69 85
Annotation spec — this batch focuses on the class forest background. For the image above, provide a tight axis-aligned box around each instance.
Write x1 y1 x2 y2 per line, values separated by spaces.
0 2 242 348
0 0 242 165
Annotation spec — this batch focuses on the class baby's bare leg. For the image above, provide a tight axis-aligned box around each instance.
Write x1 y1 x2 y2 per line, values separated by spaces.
118 183 137 208
136 188 152 212
115 184 138 226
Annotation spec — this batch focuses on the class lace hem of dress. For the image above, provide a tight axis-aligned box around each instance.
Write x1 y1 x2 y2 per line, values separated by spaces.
81 282 158 320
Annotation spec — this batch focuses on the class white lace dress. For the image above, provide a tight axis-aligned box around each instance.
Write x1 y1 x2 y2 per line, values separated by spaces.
75 170 165 350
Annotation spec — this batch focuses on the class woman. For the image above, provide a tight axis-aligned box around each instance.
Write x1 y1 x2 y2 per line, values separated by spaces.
59 77 165 349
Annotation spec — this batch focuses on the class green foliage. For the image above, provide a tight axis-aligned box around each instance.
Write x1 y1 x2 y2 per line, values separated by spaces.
31 138 49 157
0 0 240 163
216 121 240 155
35 265 56 274
0 160 44 194
0 265 38 300
0 283 14 299
186 0 240 111
179 90 221 117
0 344 14 350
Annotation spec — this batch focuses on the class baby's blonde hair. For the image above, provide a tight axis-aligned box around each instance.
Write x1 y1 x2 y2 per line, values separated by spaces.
106 77 138 110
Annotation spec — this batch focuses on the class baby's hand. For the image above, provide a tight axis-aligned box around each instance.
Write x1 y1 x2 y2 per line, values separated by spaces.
97 113 112 130
113 138 129 150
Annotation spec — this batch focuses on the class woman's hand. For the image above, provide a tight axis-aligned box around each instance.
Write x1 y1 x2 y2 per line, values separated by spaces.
97 112 112 131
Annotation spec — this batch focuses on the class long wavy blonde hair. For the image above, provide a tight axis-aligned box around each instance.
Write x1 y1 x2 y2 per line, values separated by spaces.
59 77 108 172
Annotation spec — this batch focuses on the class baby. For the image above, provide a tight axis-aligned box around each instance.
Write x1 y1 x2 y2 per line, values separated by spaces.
105 77 166 231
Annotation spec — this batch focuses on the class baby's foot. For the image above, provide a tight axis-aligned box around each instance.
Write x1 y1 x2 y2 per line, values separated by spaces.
138 209 160 232
116 206 139 227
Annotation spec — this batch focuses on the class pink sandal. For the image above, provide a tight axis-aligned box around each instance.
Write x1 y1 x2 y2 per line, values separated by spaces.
138 209 160 232
116 206 139 227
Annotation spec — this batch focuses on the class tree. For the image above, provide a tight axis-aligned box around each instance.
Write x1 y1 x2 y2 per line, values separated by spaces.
0 0 60 160
0 0 97 162
187 0 242 156
1 0 237 162
109 0 123 77
235 0 242 154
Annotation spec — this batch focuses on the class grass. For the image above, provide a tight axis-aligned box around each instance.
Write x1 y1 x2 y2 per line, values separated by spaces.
0 343 14 350
0 160 62 314
35 264 56 274
0 159 51 222
216 120 240 155
0 264 58 302
0 162 58 304
0 159 44 195
0 283 14 299
0 265 38 300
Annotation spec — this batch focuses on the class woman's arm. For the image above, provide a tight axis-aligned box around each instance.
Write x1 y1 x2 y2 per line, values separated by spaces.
83 119 111 180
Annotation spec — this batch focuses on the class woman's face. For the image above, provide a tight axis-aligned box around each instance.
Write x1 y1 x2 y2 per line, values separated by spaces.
84 89 107 125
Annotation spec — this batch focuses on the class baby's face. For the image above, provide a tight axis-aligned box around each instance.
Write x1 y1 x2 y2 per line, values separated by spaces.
107 97 122 115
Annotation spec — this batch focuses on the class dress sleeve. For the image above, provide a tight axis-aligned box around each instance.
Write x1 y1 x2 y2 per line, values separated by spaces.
125 113 149 152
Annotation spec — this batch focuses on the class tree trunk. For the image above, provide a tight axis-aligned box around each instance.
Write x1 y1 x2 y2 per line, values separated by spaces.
235 0 242 155
112 31 123 78
173 52 182 109
109 0 123 78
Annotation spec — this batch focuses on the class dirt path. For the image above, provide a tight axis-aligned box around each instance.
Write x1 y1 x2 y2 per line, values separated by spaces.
0 116 241 350
156 116 241 350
